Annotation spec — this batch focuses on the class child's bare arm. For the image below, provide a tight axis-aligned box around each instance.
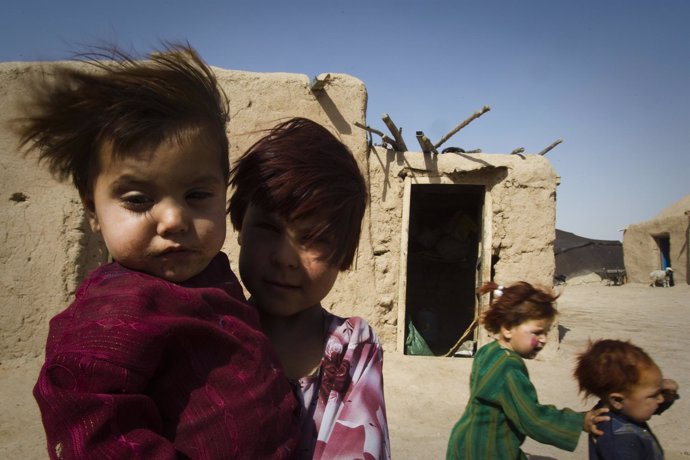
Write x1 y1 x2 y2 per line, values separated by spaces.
583 407 610 437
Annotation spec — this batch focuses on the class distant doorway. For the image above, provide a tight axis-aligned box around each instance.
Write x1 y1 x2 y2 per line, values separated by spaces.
402 184 484 356
655 235 671 270
654 235 673 286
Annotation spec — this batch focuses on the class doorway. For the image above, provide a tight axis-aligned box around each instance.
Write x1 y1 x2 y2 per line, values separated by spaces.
654 235 671 270
402 184 484 356
654 234 673 286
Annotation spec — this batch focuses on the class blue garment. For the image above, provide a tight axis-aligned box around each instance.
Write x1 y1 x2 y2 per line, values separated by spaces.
589 402 663 460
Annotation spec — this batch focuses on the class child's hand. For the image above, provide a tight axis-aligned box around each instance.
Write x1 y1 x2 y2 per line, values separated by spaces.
583 407 610 437
662 378 679 394
657 378 679 414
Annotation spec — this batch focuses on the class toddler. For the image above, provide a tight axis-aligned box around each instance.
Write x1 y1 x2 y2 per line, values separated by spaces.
18 44 299 459
228 117 390 459
446 281 609 459
574 339 679 459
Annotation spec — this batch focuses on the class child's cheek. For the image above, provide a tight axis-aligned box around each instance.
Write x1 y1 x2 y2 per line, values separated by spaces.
530 336 539 348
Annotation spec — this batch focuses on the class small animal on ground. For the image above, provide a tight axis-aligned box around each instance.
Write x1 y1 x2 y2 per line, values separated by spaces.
649 267 673 287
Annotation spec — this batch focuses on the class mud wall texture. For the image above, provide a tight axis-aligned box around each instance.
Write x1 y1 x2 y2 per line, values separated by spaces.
623 195 690 285
0 61 367 361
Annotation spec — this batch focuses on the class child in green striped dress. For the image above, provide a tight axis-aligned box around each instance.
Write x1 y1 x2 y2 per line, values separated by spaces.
446 281 610 460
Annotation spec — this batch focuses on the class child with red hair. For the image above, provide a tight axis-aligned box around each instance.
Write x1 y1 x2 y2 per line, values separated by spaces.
574 339 679 459
446 281 609 459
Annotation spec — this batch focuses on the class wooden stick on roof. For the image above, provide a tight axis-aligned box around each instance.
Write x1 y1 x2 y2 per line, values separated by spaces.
434 105 491 149
354 122 401 150
416 131 439 155
381 113 408 151
537 138 563 156
310 73 331 92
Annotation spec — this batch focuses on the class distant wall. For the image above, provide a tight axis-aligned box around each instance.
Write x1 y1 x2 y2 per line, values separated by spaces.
0 61 367 361
623 202 689 285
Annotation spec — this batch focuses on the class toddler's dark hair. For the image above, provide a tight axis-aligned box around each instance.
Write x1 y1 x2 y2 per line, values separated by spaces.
479 281 558 334
16 42 230 199
228 117 367 270
574 339 658 399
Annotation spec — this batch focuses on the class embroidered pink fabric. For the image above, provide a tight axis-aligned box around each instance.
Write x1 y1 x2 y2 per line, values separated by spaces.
294 313 391 460
34 253 300 459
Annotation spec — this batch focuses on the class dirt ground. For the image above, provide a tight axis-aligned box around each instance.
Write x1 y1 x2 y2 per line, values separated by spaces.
2 282 689 459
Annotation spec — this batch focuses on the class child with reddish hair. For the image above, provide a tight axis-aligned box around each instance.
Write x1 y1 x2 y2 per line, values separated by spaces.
17 44 299 459
228 117 390 459
574 339 679 459
446 281 609 460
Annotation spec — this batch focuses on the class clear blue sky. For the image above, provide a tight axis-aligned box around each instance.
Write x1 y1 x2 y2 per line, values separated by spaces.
2 0 688 241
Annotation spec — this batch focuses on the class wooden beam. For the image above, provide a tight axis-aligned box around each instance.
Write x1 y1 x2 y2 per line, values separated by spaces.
416 131 439 155
537 138 563 156
381 113 408 151
310 73 331 92
434 105 491 149
354 122 400 150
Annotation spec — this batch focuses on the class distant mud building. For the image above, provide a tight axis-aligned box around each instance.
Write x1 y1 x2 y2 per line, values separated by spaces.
623 195 690 286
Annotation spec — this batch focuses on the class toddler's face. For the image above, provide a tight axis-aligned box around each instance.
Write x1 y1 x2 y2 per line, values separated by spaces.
501 318 552 359
618 366 664 423
85 133 227 282
238 204 339 317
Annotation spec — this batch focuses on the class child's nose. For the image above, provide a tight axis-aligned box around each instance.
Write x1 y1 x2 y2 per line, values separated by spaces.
271 236 300 269
156 200 189 235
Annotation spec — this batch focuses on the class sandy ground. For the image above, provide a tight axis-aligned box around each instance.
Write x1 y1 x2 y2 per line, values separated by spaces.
2 282 689 459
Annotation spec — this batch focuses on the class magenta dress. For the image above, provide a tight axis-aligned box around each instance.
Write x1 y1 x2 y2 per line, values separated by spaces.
294 312 391 460
33 253 299 460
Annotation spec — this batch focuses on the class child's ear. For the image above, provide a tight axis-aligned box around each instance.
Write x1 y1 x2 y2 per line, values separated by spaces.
500 324 513 340
608 392 625 410
82 195 101 233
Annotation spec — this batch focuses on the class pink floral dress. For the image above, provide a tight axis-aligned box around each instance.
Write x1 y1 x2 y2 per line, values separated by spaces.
293 312 390 460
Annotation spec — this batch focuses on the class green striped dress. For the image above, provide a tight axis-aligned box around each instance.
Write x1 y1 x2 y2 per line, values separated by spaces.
446 340 584 459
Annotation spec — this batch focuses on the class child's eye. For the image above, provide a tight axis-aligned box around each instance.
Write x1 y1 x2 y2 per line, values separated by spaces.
187 190 214 201
308 237 331 248
300 236 333 256
121 193 153 210
256 221 280 232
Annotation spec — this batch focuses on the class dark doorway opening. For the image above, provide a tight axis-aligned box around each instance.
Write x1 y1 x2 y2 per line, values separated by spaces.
404 184 484 356
655 235 671 270
654 235 673 286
